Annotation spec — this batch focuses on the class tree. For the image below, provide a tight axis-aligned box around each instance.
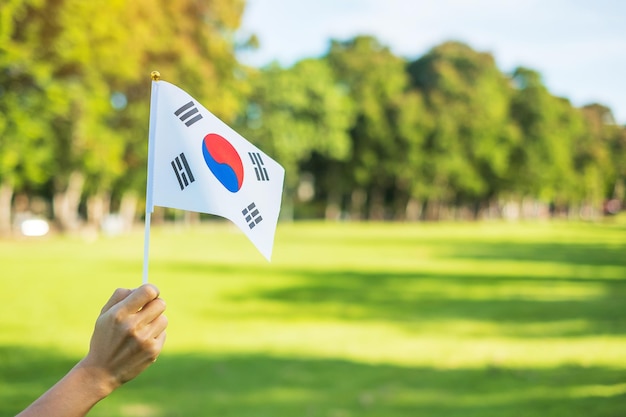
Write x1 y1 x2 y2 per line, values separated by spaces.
327 35 416 220
0 0 249 230
408 41 517 219
239 58 354 219
107 0 250 226
0 0 55 233
509 67 586 216
581 104 626 209
388 89 433 220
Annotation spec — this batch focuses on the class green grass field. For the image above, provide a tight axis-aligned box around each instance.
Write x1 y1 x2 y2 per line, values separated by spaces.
1 219 625 416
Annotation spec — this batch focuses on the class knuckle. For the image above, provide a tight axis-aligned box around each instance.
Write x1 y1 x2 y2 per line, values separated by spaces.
152 315 168 332
142 284 159 300
113 287 128 297
111 308 126 325
154 298 167 311
139 338 161 359
138 336 152 349
126 325 139 340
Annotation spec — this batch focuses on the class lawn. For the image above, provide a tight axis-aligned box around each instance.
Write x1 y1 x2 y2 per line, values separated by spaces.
1 219 625 416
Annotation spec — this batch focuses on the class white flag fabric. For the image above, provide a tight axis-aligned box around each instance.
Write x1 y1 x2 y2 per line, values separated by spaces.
147 80 284 261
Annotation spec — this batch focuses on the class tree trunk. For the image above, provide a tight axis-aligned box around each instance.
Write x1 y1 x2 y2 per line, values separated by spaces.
368 187 385 220
119 191 138 230
324 189 342 221
614 178 625 201
405 197 421 222
183 210 200 225
391 191 408 221
87 192 111 228
349 188 366 221
0 181 13 236
424 199 442 221
280 191 294 222
53 171 85 231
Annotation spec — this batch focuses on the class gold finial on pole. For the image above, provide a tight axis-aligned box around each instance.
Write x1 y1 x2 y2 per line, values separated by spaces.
151 71 161 81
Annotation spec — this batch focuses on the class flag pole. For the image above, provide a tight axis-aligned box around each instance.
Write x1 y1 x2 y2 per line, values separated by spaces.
142 71 161 284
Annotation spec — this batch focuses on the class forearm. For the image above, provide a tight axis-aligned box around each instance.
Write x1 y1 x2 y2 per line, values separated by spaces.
15 361 117 417
16 284 166 417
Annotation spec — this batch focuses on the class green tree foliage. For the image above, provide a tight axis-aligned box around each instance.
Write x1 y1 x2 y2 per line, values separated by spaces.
239 58 354 219
0 0 57 232
580 104 626 205
102 0 249 225
388 89 433 220
508 67 590 211
408 42 518 217
327 35 425 219
1 0 624 229
0 0 247 230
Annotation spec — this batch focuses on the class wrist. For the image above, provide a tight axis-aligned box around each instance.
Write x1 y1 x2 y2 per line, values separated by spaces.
72 359 121 400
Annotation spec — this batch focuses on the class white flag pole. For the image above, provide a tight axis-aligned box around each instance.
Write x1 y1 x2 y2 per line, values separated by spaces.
142 71 161 284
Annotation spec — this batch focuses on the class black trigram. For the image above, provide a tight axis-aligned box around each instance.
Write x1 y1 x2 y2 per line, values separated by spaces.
242 202 263 229
248 152 269 181
171 153 195 190
174 101 203 127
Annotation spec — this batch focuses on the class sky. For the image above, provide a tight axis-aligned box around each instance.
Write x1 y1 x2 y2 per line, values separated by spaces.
237 0 626 125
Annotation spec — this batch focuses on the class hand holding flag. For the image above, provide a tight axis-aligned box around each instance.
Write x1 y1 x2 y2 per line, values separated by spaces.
143 73 285 282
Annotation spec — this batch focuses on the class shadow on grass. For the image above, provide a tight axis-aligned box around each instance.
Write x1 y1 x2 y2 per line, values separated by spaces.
241 269 626 336
2 347 625 417
445 240 626 268
164 235 624 338
162 257 626 338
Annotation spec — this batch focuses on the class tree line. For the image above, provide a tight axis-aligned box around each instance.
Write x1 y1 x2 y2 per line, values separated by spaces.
1 0 624 234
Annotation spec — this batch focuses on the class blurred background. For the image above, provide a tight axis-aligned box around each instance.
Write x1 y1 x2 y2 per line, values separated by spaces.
0 0 625 236
1 2 626 416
